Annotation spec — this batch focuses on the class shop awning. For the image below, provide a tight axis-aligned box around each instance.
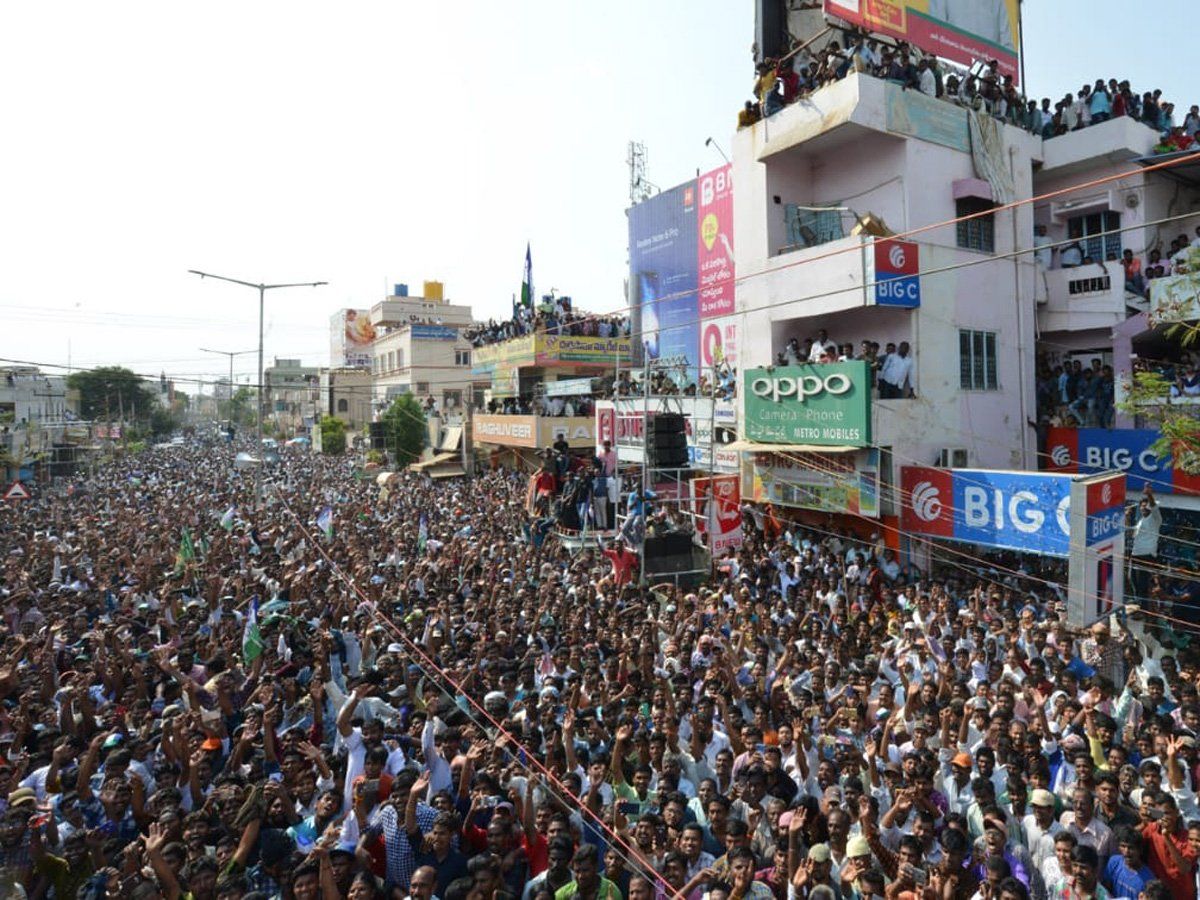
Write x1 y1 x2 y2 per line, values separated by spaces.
724 440 858 454
429 466 466 479
438 426 463 452
408 451 459 471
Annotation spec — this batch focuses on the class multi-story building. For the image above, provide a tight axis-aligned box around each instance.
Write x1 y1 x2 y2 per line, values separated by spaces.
368 282 484 421
263 357 319 436
724 71 1041 555
319 367 373 431
470 329 632 469
0 367 73 482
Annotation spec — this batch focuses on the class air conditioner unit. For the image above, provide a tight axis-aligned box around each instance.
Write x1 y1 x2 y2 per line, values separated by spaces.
936 448 969 468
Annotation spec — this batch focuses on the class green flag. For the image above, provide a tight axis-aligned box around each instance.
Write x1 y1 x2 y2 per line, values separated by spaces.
175 527 196 572
242 597 263 666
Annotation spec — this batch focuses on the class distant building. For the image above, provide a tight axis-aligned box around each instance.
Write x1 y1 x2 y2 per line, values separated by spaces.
319 367 373 430
263 357 319 435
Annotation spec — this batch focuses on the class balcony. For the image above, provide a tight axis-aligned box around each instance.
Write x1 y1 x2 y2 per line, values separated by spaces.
471 413 594 450
1036 262 1133 333
1040 116 1160 178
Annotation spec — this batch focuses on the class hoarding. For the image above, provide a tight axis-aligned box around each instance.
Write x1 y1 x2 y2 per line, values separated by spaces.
629 180 700 379
693 475 743 553
743 362 871 447
411 325 457 341
1044 427 1200 496
744 449 880 517
824 0 1020 82
872 239 921 308
1067 472 1125 627
330 309 375 369
697 165 735 319
701 317 739 371
538 334 633 366
472 415 538 449
900 466 1074 556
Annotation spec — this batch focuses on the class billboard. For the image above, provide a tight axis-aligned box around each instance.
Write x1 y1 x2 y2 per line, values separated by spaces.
1068 472 1126 627
697 165 735 319
743 362 871 447
1044 427 1200 496
628 165 733 383
824 0 1020 82
693 475 743 553
330 309 375 368
745 449 880 517
701 317 739 372
900 466 1074 556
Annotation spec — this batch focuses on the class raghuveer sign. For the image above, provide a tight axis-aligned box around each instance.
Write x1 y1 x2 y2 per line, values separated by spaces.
743 362 871 447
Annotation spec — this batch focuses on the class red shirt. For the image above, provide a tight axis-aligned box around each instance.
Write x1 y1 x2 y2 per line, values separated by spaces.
1142 821 1198 900
604 547 639 586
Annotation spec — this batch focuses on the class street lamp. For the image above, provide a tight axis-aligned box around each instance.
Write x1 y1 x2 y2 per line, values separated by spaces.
188 270 327 507
199 347 257 430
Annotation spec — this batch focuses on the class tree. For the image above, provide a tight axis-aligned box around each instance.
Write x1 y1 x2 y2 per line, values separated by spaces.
67 367 156 422
1120 253 1200 475
319 415 346 455
149 406 180 438
381 394 427 465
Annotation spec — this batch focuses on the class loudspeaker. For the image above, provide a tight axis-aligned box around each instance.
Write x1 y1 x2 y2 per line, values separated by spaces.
648 413 688 468
369 421 386 450
755 0 789 63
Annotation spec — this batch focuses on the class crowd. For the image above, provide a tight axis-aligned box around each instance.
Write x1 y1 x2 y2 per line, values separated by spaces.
776 331 915 399
486 396 599 419
2 432 1200 900
613 366 738 401
1035 357 1117 429
739 27 1200 151
466 304 630 350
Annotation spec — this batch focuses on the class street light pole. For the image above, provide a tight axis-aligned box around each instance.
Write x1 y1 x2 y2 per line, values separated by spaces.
199 346 257 429
189 271 327 509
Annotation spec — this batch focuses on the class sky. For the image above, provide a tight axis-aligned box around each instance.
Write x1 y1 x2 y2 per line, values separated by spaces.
0 1 1195 394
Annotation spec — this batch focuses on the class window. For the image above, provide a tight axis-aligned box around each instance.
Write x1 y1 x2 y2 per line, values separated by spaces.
415 381 429 394
1067 210 1121 263
455 350 471 366
956 198 995 253
336 398 348 413
396 348 405 370
443 390 462 408
959 329 998 390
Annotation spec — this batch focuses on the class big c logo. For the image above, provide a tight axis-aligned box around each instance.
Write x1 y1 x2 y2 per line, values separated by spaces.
1050 444 1072 467
750 372 854 403
911 481 942 522
889 243 907 269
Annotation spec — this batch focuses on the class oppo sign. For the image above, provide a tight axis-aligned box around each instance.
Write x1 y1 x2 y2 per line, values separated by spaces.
749 372 854 403
744 362 871 448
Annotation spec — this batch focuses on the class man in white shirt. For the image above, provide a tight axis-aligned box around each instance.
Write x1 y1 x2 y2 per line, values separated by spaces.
808 330 837 363
878 342 914 398
1129 485 1162 603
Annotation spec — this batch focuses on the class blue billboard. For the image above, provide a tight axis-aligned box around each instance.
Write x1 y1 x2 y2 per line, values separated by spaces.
628 180 700 383
901 466 1074 556
1045 426 1200 495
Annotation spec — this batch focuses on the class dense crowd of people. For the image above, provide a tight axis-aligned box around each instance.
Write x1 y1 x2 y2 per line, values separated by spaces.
776 331 915 400
2 433 1200 900
1036 357 1117 429
465 304 630 350
740 27 1200 151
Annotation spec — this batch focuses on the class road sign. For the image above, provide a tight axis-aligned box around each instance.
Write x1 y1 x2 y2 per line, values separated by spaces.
4 481 30 501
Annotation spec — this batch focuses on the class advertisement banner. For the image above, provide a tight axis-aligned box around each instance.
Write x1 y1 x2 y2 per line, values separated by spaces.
472 415 538 449
824 0 1020 82
1067 472 1126 627
872 239 921 308
693 474 743 553
697 165 735 319
629 180 701 380
745 449 880 517
900 466 1074 556
538 334 633 366
471 335 537 374
701 317 739 372
539 418 594 448
330 309 375 368
411 325 457 341
1043 426 1200 496
743 362 871 447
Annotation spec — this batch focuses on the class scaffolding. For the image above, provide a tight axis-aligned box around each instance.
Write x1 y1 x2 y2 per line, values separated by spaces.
611 355 717 588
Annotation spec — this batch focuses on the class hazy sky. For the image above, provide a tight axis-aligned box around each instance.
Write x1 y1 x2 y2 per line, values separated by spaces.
1 1 1194 393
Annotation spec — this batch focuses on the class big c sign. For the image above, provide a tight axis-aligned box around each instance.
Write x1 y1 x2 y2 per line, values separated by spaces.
873 239 921 308
1043 426 1200 495
901 466 1075 556
743 362 871 447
